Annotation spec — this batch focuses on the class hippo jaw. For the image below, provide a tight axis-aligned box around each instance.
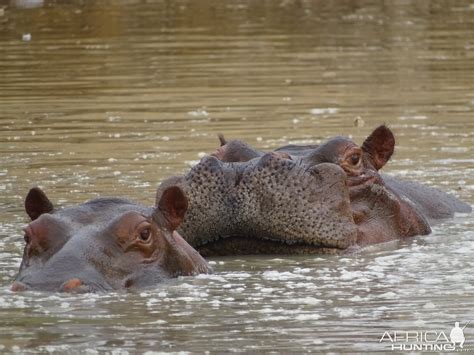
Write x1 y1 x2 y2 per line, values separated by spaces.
349 178 432 245
158 154 359 256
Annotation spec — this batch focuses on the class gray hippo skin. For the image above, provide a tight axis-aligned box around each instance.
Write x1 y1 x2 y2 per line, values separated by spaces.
158 126 471 256
12 186 211 292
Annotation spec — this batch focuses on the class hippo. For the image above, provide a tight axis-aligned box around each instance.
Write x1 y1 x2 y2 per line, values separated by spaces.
11 186 211 292
158 126 471 256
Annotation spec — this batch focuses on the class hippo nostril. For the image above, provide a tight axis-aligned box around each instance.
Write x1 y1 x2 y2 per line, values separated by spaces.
11 281 29 292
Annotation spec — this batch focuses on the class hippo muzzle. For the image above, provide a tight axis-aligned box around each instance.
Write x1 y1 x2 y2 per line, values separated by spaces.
158 154 359 256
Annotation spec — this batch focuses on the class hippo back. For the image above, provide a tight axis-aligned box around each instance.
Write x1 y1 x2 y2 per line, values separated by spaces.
382 175 472 221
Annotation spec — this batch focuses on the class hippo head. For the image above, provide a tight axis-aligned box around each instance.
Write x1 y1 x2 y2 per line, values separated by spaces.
164 126 432 256
301 126 431 245
12 186 211 292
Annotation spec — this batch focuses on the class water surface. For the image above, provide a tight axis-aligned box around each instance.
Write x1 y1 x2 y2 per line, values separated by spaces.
0 0 473 352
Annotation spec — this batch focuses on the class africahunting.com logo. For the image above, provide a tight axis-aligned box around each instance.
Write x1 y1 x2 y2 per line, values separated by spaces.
379 321 470 351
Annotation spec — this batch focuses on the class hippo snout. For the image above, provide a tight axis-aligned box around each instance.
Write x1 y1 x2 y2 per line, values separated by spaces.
173 155 358 254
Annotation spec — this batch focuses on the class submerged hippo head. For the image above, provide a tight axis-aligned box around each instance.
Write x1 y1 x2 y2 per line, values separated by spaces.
12 187 211 292
159 126 436 256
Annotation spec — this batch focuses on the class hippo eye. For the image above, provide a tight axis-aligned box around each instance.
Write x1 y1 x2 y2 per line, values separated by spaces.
139 228 151 242
350 154 361 165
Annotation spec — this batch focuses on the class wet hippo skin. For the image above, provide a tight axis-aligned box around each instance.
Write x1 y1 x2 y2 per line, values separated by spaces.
12 186 211 292
158 126 471 256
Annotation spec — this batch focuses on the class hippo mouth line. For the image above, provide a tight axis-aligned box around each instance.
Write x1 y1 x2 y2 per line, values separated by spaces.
193 235 347 257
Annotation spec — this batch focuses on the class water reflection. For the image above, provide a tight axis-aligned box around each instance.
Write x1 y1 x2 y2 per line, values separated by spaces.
0 0 473 352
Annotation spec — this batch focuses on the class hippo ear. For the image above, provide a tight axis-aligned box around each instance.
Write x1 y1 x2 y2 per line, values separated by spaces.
156 186 188 231
25 187 54 220
361 125 395 170
218 133 227 146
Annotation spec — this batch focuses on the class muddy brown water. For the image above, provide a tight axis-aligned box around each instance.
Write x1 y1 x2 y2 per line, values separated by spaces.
0 0 473 353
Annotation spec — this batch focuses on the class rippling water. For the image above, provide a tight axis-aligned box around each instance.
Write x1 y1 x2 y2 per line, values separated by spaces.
0 0 473 352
